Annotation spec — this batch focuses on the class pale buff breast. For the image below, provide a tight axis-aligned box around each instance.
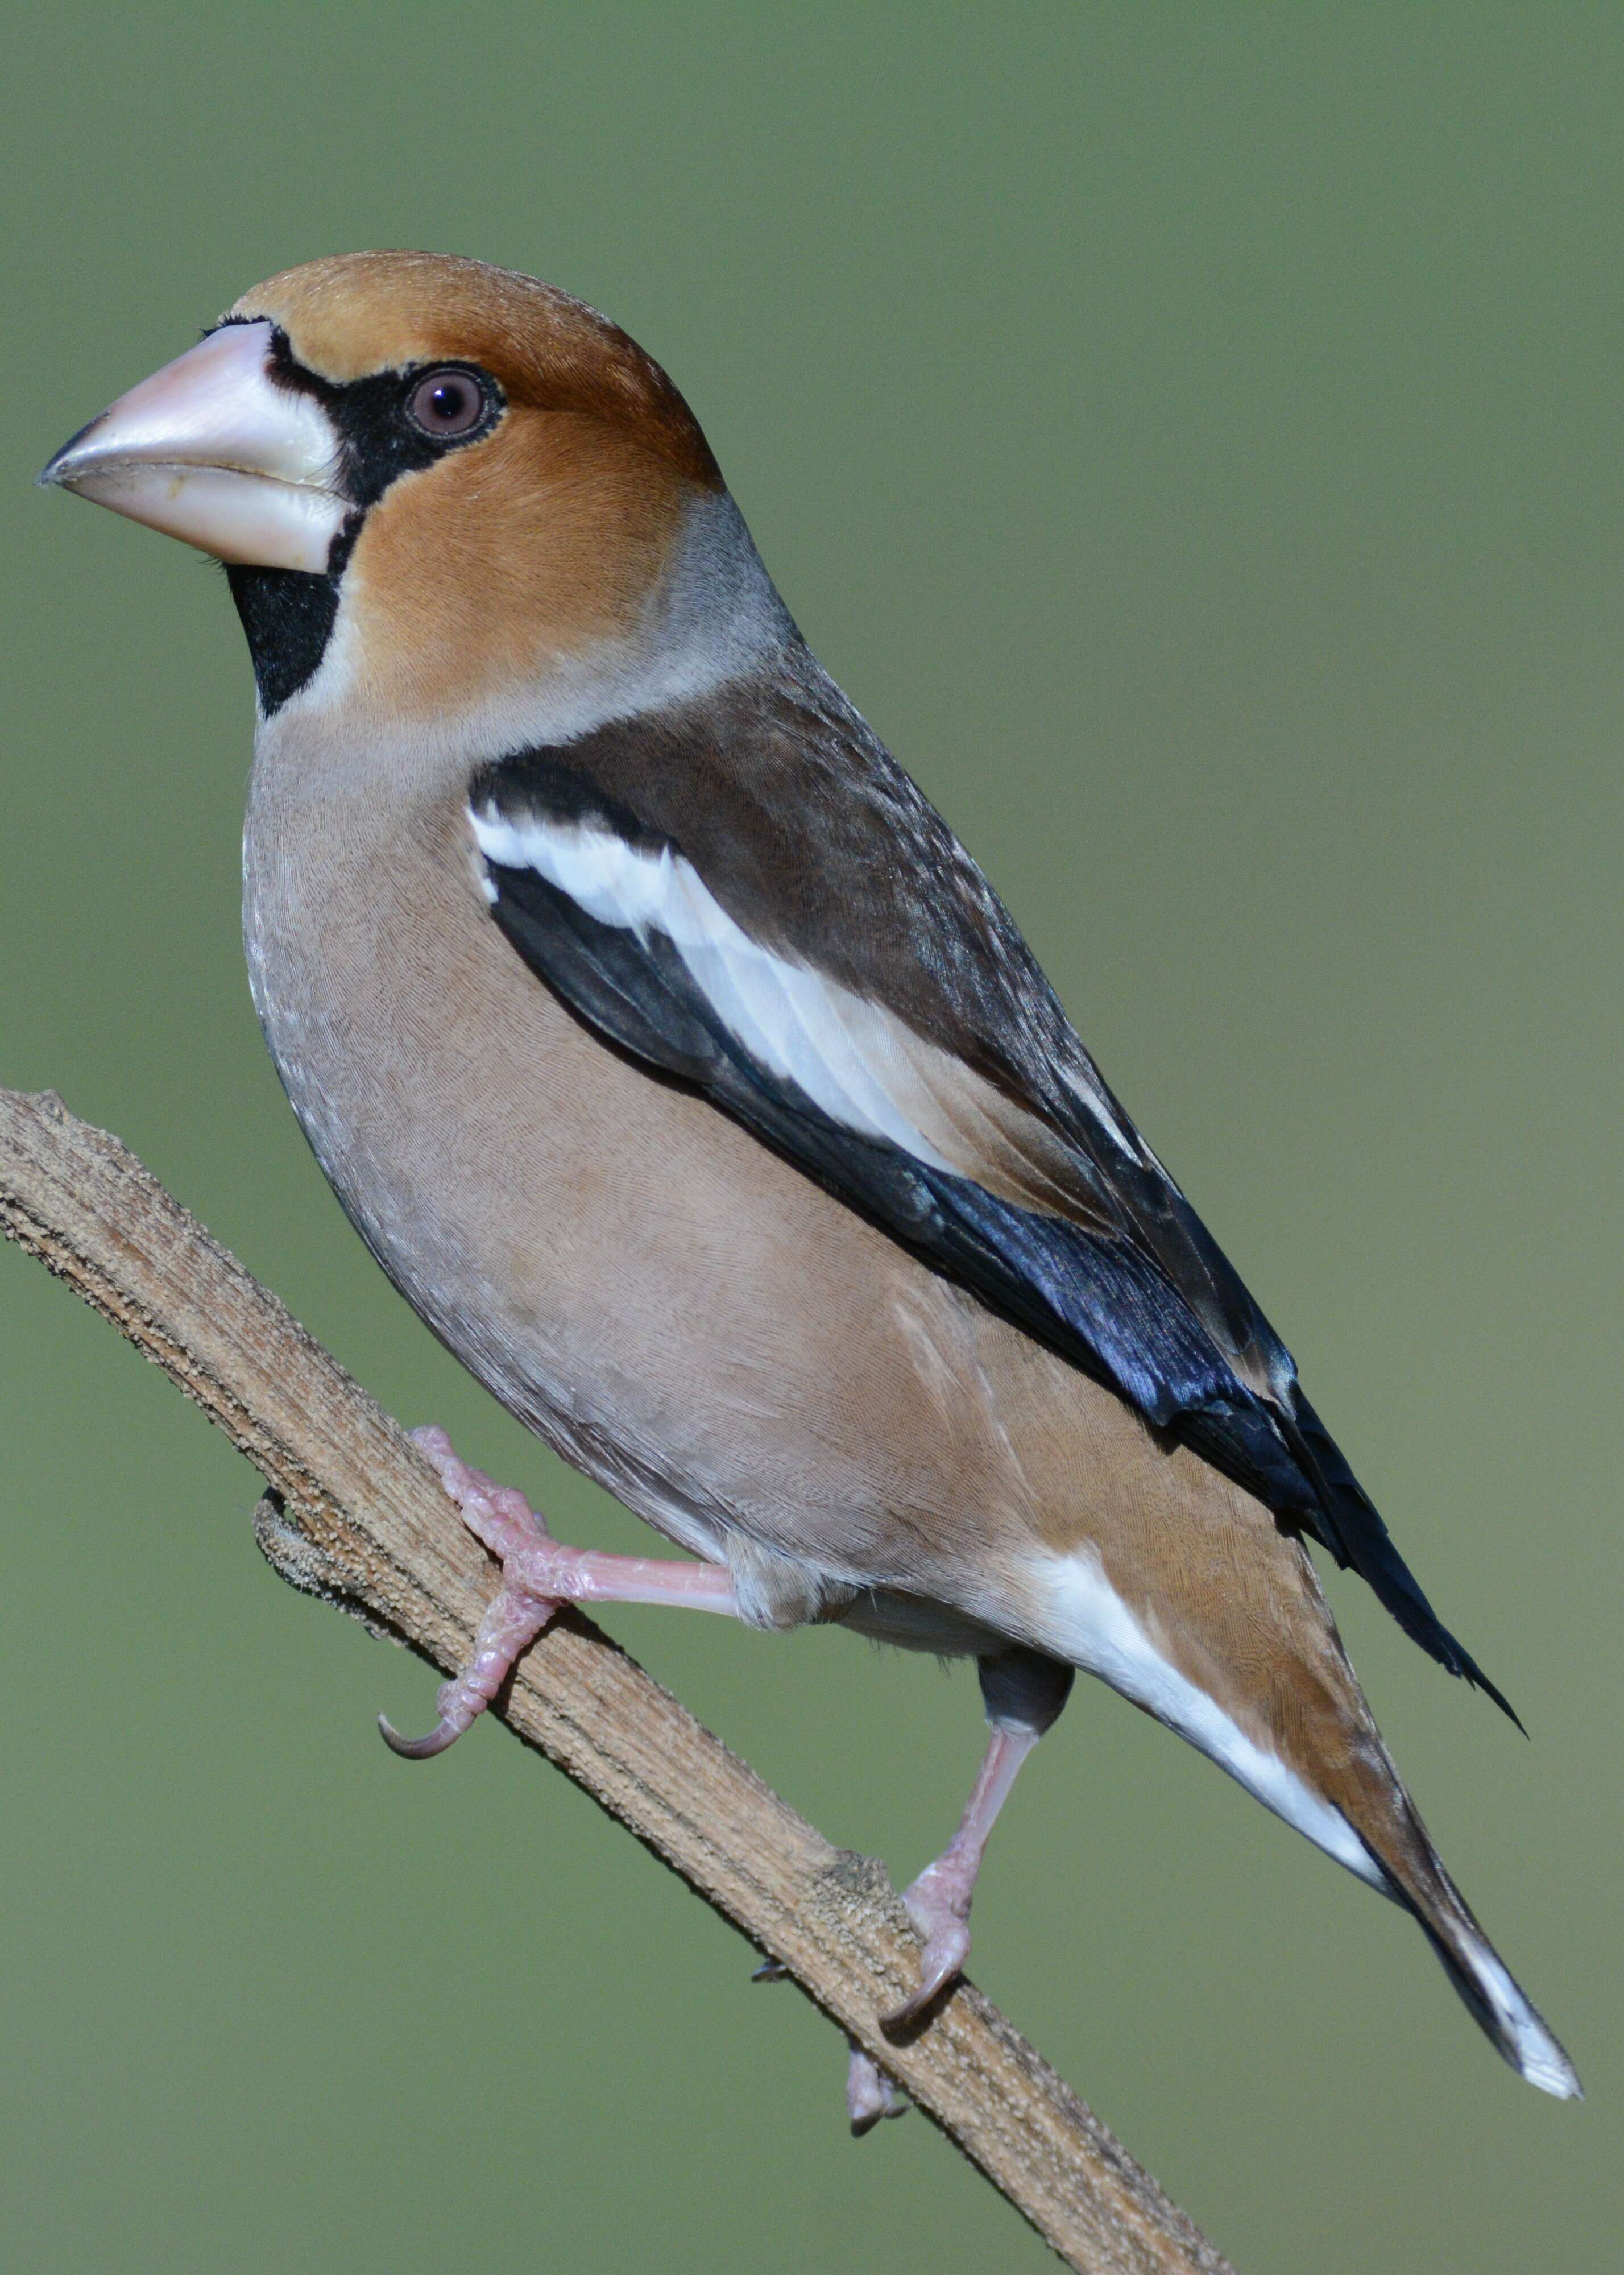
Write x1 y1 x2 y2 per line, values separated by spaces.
243 758 1048 1583
243 735 1390 1820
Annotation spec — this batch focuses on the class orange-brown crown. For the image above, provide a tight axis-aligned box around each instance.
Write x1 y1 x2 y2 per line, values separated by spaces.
231 250 722 490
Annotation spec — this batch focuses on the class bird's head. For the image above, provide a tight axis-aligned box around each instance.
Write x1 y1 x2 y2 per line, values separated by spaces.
40 251 783 741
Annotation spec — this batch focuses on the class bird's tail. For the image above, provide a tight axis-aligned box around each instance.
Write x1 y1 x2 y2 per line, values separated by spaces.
1361 1796 1581 2099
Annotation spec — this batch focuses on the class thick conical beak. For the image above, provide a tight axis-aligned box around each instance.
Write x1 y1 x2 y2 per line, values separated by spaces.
39 320 347 573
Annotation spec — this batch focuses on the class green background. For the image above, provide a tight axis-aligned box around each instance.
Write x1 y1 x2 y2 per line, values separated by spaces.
2 8 1618 2269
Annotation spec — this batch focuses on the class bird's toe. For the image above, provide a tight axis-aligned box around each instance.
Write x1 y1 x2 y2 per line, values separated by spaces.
846 2043 908 2134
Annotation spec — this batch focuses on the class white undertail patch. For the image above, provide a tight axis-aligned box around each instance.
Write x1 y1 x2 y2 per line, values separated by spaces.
1033 1547 1391 1891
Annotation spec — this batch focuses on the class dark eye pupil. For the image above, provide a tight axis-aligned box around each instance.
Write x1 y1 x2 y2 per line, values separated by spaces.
407 369 486 438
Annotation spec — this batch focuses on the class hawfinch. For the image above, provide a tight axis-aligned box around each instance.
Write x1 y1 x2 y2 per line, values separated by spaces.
42 251 1578 2116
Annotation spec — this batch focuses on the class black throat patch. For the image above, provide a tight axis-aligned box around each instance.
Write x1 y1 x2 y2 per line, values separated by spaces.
227 530 356 717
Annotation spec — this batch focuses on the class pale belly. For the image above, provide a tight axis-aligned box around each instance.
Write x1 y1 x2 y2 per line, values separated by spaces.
241 779 1048 1640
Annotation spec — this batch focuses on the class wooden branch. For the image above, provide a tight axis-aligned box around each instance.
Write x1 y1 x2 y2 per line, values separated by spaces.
0 1085 1233 2275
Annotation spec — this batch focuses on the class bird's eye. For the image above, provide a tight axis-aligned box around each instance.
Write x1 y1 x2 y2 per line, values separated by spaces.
404 369 490 440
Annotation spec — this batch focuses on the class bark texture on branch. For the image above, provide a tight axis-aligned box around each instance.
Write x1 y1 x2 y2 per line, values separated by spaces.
0 1085 1233 2275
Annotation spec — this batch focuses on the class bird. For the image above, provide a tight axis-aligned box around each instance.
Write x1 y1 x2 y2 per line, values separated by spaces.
40 249 1579 2120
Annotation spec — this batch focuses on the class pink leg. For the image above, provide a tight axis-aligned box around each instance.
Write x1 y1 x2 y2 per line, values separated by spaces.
882 1720 1042 2026
379 1426 741 1759
838 1718 1038 2125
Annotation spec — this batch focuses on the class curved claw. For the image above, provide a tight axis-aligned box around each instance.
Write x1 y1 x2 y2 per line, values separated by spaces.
880 1921 971 2030
377 1709 465 1760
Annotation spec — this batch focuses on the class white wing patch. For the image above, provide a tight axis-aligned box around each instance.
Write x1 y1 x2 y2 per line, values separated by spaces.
470 804 1133 1229
469 804 960 1168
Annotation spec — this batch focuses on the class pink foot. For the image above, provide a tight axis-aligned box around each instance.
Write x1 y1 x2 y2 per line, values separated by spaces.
380 1426 740 1759
846 2043 908 2134
881 1850 976 2027
877 1718 1041 2028
753 1959 908 2133
378 1428 565 1757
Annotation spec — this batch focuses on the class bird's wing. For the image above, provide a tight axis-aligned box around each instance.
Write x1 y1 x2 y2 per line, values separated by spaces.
466 667 1514 1720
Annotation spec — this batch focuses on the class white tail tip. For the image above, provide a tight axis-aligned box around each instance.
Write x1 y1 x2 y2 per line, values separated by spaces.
1455 1938 1582 2099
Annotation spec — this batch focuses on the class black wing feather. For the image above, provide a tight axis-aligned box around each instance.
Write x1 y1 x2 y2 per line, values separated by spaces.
480 796 1517 1727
